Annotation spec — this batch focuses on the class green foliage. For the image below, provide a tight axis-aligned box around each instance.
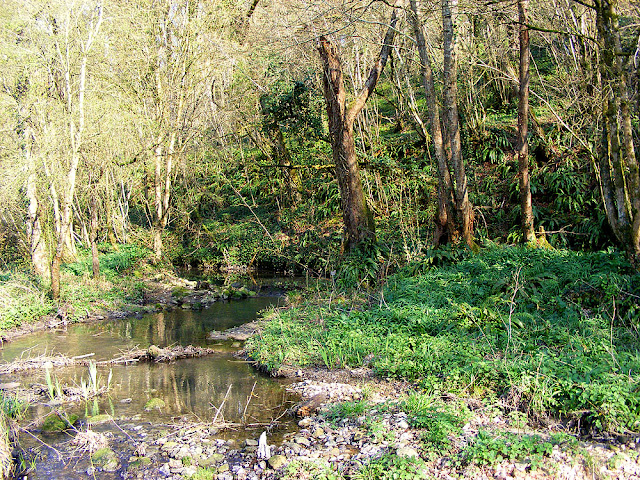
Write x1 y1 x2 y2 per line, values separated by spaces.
324 400 369 422
475 128 512 165
400 393 468 452
64 245 150 279
283 459 344 480
0 270 54 330
460 430 553 467
260 78 323 138
247 246 640 433
0 393 28 420
335 240 388 290
353 454 427 480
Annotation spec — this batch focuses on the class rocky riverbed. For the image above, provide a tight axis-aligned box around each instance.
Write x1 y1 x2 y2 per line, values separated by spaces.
108 371 640 480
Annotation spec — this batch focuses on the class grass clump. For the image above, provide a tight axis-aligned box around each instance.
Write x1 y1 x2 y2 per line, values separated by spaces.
0 271 53 330
400 393 468 452
283 459 343 480
247 246 640 433
0 393 28 421
323 400 369 422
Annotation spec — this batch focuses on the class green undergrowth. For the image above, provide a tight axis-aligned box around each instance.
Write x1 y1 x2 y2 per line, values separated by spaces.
0 244 160 331
0 270 54 330
246 246 640 433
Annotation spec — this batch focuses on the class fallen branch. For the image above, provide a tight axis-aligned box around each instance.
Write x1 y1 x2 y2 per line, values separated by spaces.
0 345 218 375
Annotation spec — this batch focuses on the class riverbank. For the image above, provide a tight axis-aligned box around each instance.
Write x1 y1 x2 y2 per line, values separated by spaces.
0 244 270 345
116 368 640 480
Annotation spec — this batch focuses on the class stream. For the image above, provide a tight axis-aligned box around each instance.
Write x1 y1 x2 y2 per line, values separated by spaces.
1 292 299 479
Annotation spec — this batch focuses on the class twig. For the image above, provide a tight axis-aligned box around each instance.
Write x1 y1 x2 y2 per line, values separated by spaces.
242 381 257 421
212 384 232 424
19 427 63 460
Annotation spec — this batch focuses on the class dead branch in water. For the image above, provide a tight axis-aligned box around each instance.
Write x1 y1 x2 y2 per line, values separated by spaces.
0 345 217 375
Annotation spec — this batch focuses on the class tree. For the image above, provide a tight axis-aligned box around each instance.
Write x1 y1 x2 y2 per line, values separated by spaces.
409 0 455 246
442 0 474 247
47 1 104 299
592 0 640 263
318 9 398 252
517 0 535 243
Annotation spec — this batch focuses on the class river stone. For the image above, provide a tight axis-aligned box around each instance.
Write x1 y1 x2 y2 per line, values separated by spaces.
161 441 178 452
183 466 198 477
298 418 313 427
245 438 259 446
0 382 20 390
200 453 224 467
294 436 311 446
313 427 325 438
128 456 151 469
396 446 420 459
143 398 165 411
92 447 119 472
217 463 230 473
267 455 287 469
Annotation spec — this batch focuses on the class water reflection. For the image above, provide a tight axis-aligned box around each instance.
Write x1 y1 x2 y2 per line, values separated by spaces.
0 297 279 362
5 294 296 479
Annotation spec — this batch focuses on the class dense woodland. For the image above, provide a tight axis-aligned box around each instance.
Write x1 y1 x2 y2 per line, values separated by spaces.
1 0 639 286
2 1 640 478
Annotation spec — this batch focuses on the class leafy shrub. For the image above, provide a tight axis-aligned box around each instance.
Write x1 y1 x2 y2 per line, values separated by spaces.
460 430 553 467
324 400 369 422
400 393 468 451
64 245 150 279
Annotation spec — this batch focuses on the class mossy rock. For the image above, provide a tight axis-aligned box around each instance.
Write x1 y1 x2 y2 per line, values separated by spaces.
268 454 287 469
92 447 120 471
171 286 190 298
200 453 224 467
128 456 151 469
42 413 79 433
87 414 112 425
143 398 165 411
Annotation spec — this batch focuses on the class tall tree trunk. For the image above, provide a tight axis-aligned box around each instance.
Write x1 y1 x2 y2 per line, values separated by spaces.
517 0 535 243
50 4 102 299
442 0 473 247
90 193 100 278
595 0 640 264
23 124 49 277
410 0 456 246
318 10 397 252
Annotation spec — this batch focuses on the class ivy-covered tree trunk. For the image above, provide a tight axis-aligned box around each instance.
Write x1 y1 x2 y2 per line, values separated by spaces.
595 0 640 264
318 10 397 252
90 193 100 278
442 0 474 247
517 0 535 243
410 0 456 246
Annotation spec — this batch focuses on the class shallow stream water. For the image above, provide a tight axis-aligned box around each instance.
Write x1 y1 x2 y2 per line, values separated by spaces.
1 294 298 479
